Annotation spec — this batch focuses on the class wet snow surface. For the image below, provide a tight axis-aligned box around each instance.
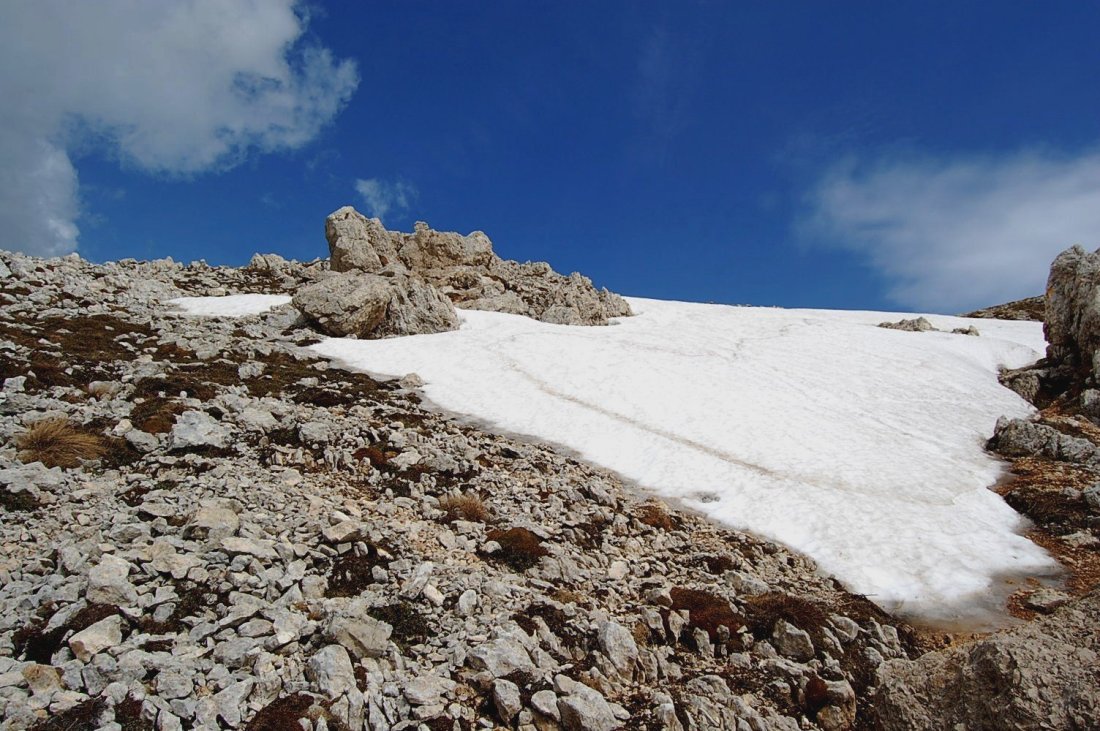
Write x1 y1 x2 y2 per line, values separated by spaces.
169 294 292 317
313 298 1058 621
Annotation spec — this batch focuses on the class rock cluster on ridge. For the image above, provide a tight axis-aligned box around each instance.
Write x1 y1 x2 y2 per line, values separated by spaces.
293 206 632 338
960 295 1045 321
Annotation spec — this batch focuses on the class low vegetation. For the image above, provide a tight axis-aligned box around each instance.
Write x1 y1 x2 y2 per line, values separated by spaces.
485 527 550 571
15 417 105 468
438 493 489 523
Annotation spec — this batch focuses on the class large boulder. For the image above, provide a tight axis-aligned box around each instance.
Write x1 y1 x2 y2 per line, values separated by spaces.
995 245 1100 408
401 220 495 270
292 270 459 339
1045 245 1100 379
320 207 631 327
326 206 402 273
870 589 1100 730
987 416 1100 467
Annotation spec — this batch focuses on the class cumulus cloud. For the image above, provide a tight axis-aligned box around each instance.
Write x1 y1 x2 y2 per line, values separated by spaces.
802 148 1100 312
0 1 358 256
355 178 417 221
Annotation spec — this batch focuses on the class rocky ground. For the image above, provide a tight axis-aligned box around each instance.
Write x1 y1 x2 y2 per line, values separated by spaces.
0 246 1095 731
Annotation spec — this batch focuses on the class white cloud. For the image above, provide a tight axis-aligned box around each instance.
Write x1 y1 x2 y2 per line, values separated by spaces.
354 178 417 221
0 1 358 256
802 148 1100 312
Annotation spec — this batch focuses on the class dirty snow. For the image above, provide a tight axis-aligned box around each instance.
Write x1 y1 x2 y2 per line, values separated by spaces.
312 298 1059 622
169 294 292 317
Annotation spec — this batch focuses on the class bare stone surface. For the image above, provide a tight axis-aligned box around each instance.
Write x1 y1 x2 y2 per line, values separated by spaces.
292 270 458 339
873 589 1100 730
1045 245 1100 380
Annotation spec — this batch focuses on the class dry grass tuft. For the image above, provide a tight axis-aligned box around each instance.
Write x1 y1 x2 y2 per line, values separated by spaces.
16 418 105 468
743 592 829 641
636 502 678 531
669 587 745 643
486 527 550 572
244 693 315 731
438 493 489 523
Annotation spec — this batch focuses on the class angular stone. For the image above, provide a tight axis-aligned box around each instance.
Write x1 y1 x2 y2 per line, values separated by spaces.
492 678 522 723
320 207 631 328
147 541 201 580
400 561 434 598
86 554 138 606
220 536 278 561
322 520 367 545
404 675 458 706
21 664 61 695
878 317 936 332
327 206 399 273
597 620 638 678
237 407 278 433
988 416 1100 466
557 684 620 731
213 679 254 728
187 502 240 540
456 589 478 617
531 689 560 720
467 637 534 678
328 616 392 659
307 645 356 700
156 669 193 700
169 411 230 450
69 615 122 662
773 619 815 662
1084 484 1100 512
1025 587 1070 613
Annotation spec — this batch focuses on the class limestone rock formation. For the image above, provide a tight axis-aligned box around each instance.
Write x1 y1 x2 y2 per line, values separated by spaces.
1045 245 1100 378
878 316 936 332
987 416 1100 466
292 270 459 338
996 245 1100 408
322 206 631 326
871 589 1100 730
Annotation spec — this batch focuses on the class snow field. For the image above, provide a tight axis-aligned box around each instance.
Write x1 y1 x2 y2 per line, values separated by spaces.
168 294 292 317
311 298 1057 621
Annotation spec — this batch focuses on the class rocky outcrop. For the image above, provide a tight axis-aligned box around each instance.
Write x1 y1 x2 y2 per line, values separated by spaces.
1044 246 1100 377
871 589 1100 730
292 270 459 338
993 246 1100 409
877 317 979 336
323 206 631 327
961 295 1045 321
987 416 1100 467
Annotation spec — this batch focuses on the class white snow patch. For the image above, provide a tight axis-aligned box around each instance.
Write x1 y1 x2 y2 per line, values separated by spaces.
169 294 292 317
311 298 1058 622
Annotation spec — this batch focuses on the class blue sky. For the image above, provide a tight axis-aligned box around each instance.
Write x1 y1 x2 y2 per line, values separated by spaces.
2 2 1099 312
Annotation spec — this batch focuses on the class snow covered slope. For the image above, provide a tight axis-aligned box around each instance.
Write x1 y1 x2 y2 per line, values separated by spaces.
313 298 1058 621
169 294 291 317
